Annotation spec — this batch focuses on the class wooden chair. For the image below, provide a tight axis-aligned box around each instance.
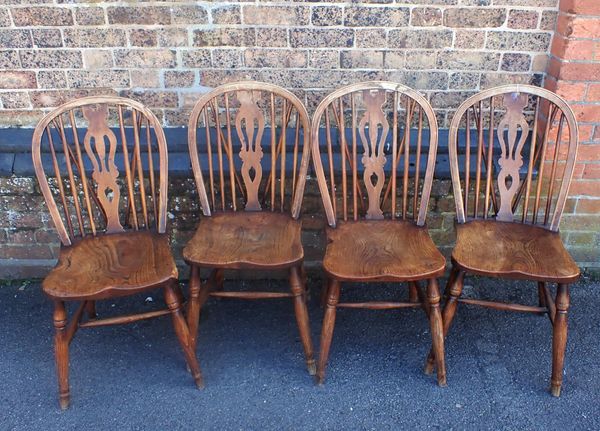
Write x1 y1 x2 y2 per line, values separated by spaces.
423 85 580 396
311 81 447 386
184 81 315 376
32 96 203 409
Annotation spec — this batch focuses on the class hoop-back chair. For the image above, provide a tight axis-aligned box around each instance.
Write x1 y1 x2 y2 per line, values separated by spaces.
184 82 315 376
32 96 202 409
423 85 580 396
311 81 447 386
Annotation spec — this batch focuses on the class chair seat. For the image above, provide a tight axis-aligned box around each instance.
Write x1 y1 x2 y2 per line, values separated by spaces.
183 211 303 269
452 220 580 283
43 231 178 301
323 220 445 282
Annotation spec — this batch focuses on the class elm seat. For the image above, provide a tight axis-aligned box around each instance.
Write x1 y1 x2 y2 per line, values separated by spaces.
452 220 580 283
323 220 446 282
43 231 178 301
183 212 303 270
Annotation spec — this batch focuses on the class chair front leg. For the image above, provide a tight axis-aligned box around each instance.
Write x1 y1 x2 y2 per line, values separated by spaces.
425 267 465 375
316 279 341 385
187 265 202 353
290 265 316 375
551 283 569 397
53 301 70 410
164 281 204 389
426 278 447 387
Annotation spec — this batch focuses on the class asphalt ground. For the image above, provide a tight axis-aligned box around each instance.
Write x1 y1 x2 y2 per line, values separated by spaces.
1 276 599 430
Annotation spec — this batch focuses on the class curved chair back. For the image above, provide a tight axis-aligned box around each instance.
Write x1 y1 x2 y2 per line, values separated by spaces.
311 81 439 227
187 81 311 219
448 85 579 231
32 96 169 246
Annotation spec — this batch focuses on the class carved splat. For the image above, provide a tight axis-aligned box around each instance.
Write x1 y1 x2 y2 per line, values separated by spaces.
235 90 264 211
82 104 124 233
359 90 388 220
496 93 530 222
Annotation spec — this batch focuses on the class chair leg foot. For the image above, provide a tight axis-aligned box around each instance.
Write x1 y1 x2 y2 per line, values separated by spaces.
423 361 435 376
307 360 317 376
550 383 561 397
59 395 70 411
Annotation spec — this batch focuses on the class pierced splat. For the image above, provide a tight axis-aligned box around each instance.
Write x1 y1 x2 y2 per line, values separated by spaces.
496 93 529 222
235 90 265 211
359 90 389 220
82 104 124 233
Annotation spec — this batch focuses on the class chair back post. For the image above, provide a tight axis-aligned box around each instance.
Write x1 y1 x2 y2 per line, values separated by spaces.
310 81 439 228
448 84 578 232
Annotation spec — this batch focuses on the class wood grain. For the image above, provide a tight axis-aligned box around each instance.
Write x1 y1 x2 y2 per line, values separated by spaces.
43 231 177 300
183 212 303 269
323 220 445 282
451 220 580 283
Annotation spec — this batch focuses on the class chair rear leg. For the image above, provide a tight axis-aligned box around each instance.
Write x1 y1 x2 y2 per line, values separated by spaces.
409 282 419 303
426 278 447 387
164 282 204 389
537 281 547 315
425 267 465 375
53 301 70 410
551 283 569 397
290 266 316 375
187 265 202 354
316 279 341 385
85 301 96 320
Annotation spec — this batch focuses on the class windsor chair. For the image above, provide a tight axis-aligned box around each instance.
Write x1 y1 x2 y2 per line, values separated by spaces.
311 81 447 386
423 85 580 397
184 82 315 376
32 96 203 409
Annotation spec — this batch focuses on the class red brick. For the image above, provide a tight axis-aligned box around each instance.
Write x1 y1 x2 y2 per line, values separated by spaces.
568 180 600 196
586 84 600 102
562 0 600 15
567 17 600 39
556 63 600 81
571 104 600 123
551 36 595 61
576 198 600 213
551 81 587 102
582 163 600 179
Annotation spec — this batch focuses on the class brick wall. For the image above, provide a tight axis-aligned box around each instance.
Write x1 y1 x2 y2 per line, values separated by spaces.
0 0 598 279
545 0 600 267
0 1 558 127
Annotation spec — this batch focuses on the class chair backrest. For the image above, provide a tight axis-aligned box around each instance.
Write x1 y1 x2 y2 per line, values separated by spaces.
311 81 439 227
448 85 579 232
32 96 169 247
187 81 311 219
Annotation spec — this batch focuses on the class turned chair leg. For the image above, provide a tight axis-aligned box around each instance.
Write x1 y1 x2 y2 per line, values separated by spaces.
425 267 465 375
551 283 569 397
316 279 341 385
187 265 202 354
320 278 330 308
290 266 316 375
426 279 447 387
85 301 96 320
53 301 70 410
164 282 204 389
